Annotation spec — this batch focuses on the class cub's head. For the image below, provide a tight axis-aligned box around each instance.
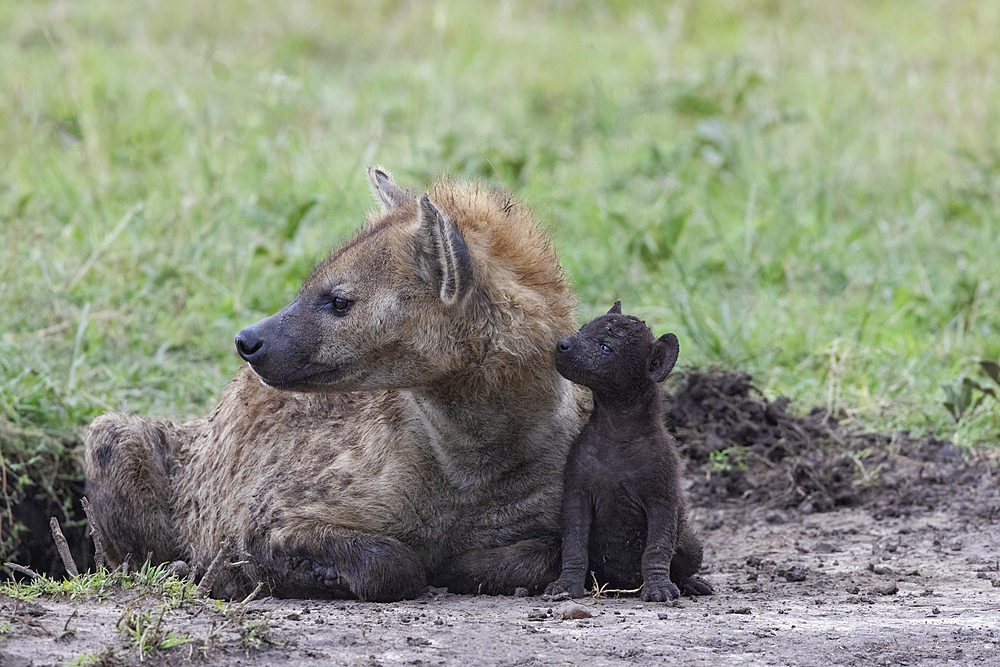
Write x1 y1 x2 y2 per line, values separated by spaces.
235 167 476 392
554 301 679 400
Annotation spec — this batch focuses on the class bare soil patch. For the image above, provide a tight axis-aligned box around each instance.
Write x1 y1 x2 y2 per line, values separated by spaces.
3 371 999 666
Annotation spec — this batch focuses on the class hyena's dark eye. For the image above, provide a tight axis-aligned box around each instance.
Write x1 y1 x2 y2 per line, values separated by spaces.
320 292 354 316
600 343 612 354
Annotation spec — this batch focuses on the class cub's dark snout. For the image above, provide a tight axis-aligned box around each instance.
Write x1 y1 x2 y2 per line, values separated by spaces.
554 335 580 380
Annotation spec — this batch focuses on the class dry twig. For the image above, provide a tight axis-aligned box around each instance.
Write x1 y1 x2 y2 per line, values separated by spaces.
238 581 265 607
195 539 232 597
80 496 107 570
49 516 79 577
4 562 40 579
588 571 641 598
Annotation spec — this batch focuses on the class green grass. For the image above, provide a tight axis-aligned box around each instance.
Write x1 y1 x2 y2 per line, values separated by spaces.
1 0 998 461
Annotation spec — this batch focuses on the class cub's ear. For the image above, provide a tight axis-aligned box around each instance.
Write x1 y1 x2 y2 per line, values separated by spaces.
608 300 622 315
367 165 412 212
415 195 474 306
647 332 679 383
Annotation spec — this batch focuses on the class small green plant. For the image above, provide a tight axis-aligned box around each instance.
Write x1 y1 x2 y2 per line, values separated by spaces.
238 618 277 651
708 447 747 476
942 361 1000 423
68 653 102 667
117 607 188 657
708 449 733 474
848 447 882 486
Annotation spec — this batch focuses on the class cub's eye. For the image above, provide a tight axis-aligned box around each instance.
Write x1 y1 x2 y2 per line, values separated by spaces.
600 343 612 354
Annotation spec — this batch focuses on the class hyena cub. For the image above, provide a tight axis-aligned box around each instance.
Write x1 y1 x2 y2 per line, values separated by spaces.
545 301 712 602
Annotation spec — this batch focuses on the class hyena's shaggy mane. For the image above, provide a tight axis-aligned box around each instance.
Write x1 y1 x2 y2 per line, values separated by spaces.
428 179 577 400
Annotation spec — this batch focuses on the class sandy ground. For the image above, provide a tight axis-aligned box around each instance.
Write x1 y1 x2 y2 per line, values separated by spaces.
4 503 998 667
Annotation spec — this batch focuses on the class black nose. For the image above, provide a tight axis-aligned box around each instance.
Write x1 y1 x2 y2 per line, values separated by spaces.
235 327 264 362
557 338 571 352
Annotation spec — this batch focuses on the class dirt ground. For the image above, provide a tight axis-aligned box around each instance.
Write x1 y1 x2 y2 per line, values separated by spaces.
3 372 999 666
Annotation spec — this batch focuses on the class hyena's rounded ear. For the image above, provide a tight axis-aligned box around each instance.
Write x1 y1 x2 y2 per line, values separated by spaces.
647 332 679 383
608 300 622 315
416 195 474 307
367 166 412 212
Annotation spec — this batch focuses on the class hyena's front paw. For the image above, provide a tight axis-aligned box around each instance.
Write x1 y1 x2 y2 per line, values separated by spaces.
311 534 428 602
544 576 586 599
312 561 427 602
640 580 680 602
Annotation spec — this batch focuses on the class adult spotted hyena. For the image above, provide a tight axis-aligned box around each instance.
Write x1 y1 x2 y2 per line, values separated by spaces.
84 168 587 601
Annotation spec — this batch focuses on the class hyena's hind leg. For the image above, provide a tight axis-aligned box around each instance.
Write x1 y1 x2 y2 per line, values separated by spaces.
84 413 186 568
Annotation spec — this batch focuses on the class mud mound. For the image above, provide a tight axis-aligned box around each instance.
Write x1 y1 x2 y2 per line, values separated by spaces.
0 417 89 579
667 371 1000 519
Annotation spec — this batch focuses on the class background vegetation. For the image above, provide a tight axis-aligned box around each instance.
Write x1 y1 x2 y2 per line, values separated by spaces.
1 0 998 540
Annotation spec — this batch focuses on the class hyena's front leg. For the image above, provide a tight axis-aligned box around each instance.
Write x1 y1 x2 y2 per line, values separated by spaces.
432 535 562 595
83 413 186 567
249 530 428 602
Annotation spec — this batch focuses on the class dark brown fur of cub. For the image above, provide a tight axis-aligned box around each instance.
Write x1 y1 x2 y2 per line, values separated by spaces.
545 301 712 601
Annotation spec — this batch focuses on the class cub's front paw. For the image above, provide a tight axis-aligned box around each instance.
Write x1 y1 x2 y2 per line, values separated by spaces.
640 581 680 602
680 575 714 597
544 578 586 599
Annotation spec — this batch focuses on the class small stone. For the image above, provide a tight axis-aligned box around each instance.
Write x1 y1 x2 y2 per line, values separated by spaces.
527 608 551 621
780 566 808 582
513 587 529 598
166 560 190 578
542 591 572 602
405 636 431 647
765 512 788 525
875 581 899 596
556 602 593 620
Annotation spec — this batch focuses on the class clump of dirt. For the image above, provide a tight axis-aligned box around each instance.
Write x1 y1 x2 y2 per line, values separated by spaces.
666 370 1000 519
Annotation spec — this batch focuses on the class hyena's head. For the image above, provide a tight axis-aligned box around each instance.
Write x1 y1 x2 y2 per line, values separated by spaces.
235 167 479 393
554 301 679 401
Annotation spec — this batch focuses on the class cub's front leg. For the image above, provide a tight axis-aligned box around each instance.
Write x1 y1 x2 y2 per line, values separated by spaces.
640 501 681 602
544 485 592 599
